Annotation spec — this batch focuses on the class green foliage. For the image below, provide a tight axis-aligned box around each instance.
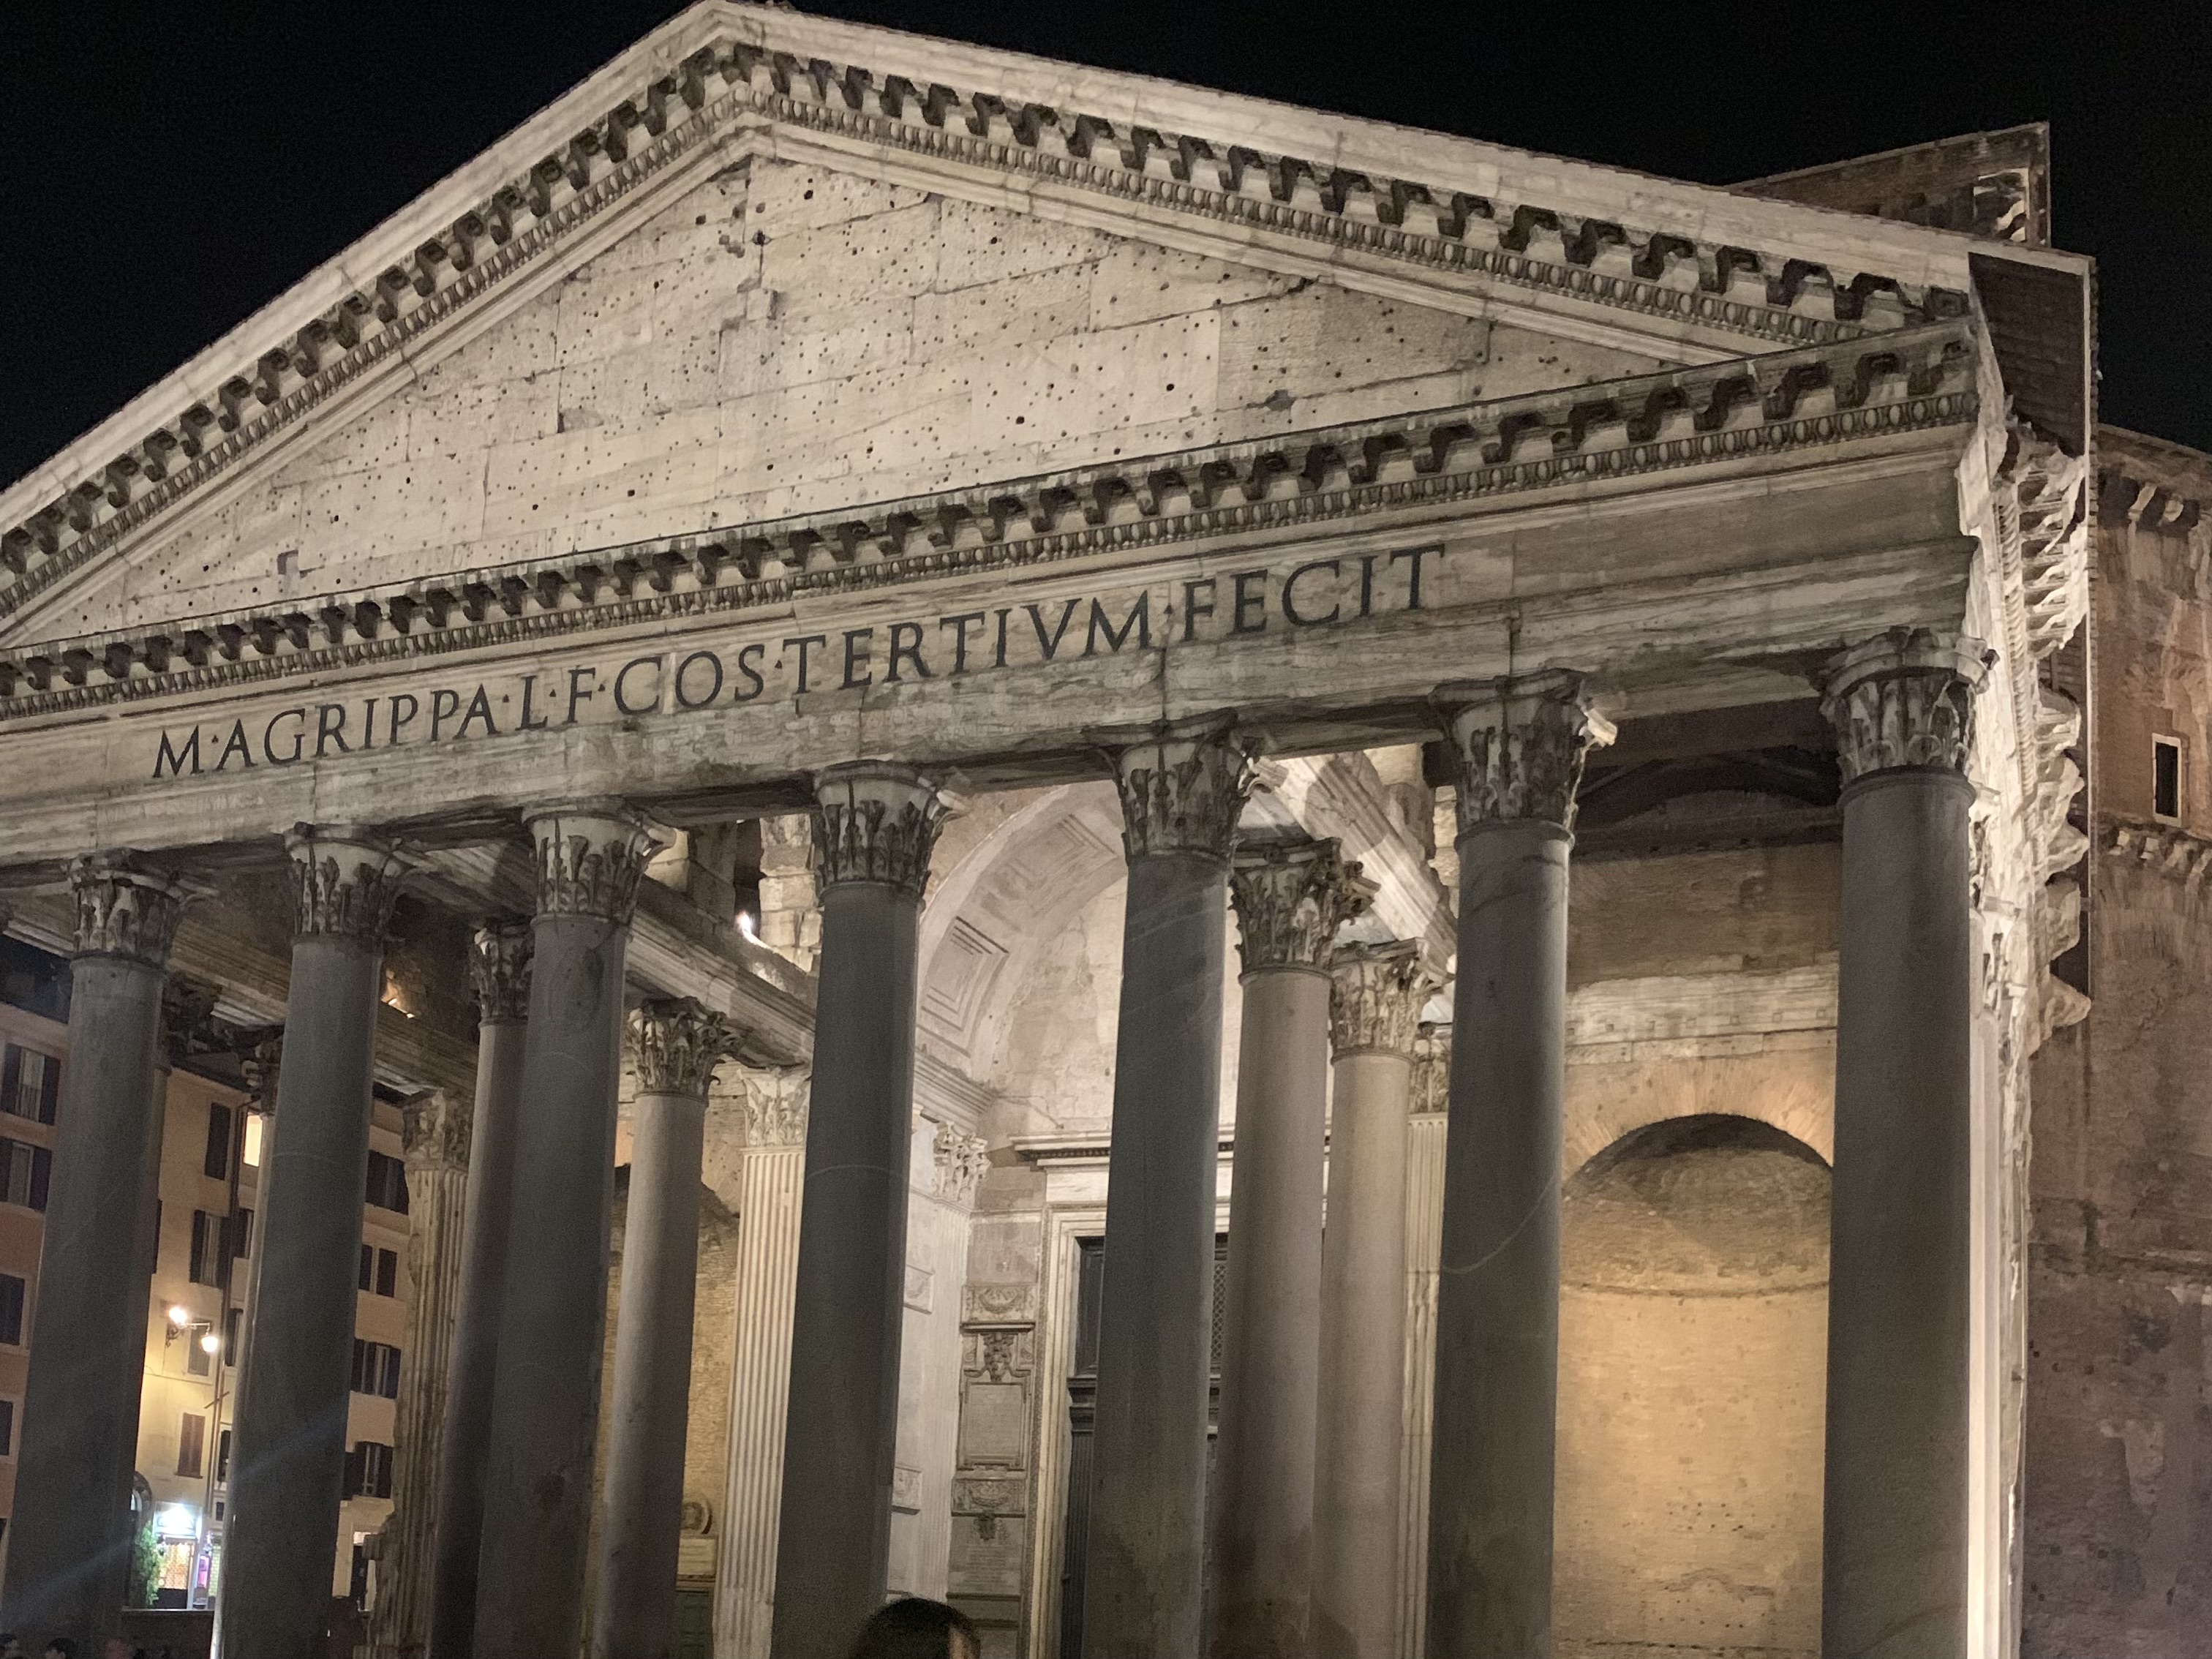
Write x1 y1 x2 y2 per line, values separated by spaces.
128 1518 163 1608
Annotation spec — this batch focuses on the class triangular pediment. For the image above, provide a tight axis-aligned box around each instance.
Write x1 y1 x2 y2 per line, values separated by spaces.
0 0 2076 649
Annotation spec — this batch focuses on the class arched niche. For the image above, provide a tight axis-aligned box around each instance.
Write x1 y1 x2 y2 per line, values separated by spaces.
1554 1113 1829 1659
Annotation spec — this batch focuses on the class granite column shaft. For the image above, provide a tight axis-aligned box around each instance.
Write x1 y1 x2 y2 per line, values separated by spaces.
770 765 948 1659
1211 840 1369 1659
1 858 193 1657
1314 941 1434 1659
426 922 532 1659
475 805 662 1659
593 998 732 1659
225 828 411 1659
1819 631 1988 1659
1424 675 1609 1659
1083 723 1250 1659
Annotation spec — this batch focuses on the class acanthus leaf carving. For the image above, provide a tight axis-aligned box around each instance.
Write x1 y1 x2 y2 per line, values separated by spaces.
735 1065 810 1148
1328 938 1439 1058
69 853 195 967
527 802 662 922
1230 838 1372 974
469 919 534 1023
627 996 733 1099
1437 671 1614 835
1821 628 1992 787
401 1086 471 1172
1109 718 1254 862
810 763 949 898
284 825 412 941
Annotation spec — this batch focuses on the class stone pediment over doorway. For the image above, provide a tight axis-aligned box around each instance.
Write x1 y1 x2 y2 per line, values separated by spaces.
0 0 2081 655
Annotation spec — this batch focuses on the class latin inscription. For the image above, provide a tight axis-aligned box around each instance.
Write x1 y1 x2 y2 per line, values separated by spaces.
149 549 1441 781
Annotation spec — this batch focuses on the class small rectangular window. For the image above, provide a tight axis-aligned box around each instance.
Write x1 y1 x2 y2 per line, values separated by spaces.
365 1151 409 1214
2154 736 2183 820
225 1305 242 1358
0 1396 15 1458
217 1426 232 1482
358 1244 375 1293
0 1141 50 1212
233 1208 252 1258
178 1412 205 1478
380 1345 402 1399
0 1274 24 1345
189 1211 224 1287
1 1047 59 1123
205 1102 233 1181
187 1325 211 1377
376 1249 399 1298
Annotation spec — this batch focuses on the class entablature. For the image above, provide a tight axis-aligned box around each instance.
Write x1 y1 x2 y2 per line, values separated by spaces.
0 1 2062 633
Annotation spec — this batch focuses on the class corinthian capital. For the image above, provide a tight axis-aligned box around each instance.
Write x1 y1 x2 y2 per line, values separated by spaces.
1437 671 1614 837
1108 718 1254 863
69 854 197 967
628 997 733 1099
285 826 412 941
1230 839 1374 974
402 1087 471 1172
469 920 533 1023
736 1066 810 1148
811 764 951 898
1329 939 1439 1058
526 802 663 923
1821 628 1993 787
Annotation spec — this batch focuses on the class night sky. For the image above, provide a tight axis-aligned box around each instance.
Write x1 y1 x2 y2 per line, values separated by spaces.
4 0 2206 492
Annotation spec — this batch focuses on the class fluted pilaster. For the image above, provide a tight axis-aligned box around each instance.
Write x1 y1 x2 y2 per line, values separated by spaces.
368 1088 471 1659
718 1069 810 1658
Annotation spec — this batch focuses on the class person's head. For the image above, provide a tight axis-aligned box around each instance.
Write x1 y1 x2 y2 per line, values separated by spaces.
844 1597 980 1659
43 1638 78 1659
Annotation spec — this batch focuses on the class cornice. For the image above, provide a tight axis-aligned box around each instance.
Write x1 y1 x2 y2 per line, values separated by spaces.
0 20 1979 629
2107 816 2212 892
0 324 1976 718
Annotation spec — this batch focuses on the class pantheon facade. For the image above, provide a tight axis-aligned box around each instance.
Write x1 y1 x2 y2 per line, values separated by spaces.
0 5 2202 1658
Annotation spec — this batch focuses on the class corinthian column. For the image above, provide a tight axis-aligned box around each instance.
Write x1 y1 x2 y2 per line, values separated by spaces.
477 805 664 1659
1314 941 1435 1659
715 1068 810 1659
428 922 532 1659
1425 674 1610 1658
368 1088 473 1658
771 764 949 1659
226 828 413 1659
1083 719 1252 1659
2 857 194 1658
1211 839 1371 1659
1818 629 1989 1659
594 998 734 1659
